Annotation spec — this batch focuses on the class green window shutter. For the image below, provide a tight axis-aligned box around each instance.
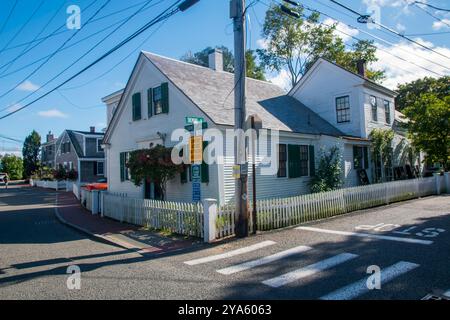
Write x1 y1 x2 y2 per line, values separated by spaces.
180 165 187 184
288 144 300 178
161 82 169 114
363 146 369 169
120 152 125 182
147 88 153 118
132 92 141 121
201 141 209 183
309 145 315 176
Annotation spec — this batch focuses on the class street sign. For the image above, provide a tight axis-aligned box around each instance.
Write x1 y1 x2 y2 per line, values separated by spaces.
232 165 241 179
185 116 204 124
185 122 208 132
192 164 201 202
189 136 203 164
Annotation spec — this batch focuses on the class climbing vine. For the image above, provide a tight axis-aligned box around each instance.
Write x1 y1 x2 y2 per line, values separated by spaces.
309 146 343 193
369 128 394 182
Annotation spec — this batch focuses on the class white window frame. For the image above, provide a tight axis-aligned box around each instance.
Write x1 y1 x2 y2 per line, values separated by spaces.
97 138 104 152
97 161 105 176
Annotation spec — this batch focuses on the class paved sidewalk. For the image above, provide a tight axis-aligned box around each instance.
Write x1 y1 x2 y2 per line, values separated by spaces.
55 191 201 255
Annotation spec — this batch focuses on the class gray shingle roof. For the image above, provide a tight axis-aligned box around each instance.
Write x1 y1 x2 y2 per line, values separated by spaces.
143 52 343 137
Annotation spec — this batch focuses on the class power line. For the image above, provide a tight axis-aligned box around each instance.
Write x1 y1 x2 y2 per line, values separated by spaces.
1 0 161 110
56 90 105 109
0 0 106 100
0 1 68 76
0 0 151 54
412 1 450 12
0 6 158 80
404 31 450 36
301 3 447 77
61 18 168 91
0 0 18 39
308 0 450 71
412 2 450 29
328 0 450 62
0 0 184 120
0 0 45 54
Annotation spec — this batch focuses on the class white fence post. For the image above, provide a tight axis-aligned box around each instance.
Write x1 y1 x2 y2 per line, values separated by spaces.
444 172 450 194
92 190 99 215
99 191 104 217
433 173 441 195
203 198 217 243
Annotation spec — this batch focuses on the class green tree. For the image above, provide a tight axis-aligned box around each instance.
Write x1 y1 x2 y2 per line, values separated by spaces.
1 154 23 180
395 76 450 112
180 46 266 80
403 93 450 170
257 4 384 87
245 50 265 81
309 146 343 193
22 130 41 178
126 145 183 200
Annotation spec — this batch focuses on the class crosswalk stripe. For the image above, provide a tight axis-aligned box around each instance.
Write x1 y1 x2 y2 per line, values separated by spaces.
262 253 358 288
296 226 433 245
216 245 313 275
184 240 276 266
320 261 419 300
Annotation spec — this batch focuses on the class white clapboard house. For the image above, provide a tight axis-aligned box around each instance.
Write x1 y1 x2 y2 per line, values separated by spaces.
101 49 417 203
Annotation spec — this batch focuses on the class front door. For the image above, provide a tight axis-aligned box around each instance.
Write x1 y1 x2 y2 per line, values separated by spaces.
144 179 162 200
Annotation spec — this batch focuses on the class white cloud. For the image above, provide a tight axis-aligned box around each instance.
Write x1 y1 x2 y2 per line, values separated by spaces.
6 103 22 113
323 18 359 42
432 19 450 30
38 109 69 118
372 40 450 89
256 38 268 50
267 69 291 92
396 23 406 33
17 80 40 92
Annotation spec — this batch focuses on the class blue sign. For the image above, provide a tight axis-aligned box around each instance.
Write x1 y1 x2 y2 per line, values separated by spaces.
192 182 201 202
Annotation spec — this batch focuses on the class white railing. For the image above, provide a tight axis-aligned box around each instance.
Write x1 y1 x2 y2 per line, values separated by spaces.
80 188 93 211
102 192 204 238
72 182 80 199
217 176 443 235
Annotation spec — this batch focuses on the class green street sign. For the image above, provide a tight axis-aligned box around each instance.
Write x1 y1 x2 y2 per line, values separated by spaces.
185 116 204 124
185 122 208 132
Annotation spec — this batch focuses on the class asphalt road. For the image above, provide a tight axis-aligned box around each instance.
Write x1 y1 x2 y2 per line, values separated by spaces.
1 186 449 300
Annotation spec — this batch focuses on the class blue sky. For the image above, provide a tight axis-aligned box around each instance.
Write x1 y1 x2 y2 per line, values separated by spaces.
0 0 449 155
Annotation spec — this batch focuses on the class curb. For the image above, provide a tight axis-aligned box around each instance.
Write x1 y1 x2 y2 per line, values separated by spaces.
54 193 140 251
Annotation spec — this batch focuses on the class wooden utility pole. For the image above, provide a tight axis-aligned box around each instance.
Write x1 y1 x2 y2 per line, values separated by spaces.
230 0 248 237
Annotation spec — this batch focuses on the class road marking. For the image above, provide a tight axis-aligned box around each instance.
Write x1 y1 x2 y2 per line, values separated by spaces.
216 245 313 275
262 253 358 288
296 226 433 245
184 240 276 266
444 290 450 298
320 261 419 300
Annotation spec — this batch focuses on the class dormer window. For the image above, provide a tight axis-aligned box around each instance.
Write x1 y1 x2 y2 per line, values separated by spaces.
336 96 350 123
370 95 377 122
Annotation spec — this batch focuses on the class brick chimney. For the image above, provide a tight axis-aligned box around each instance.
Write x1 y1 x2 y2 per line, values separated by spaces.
356 59 366 77
46 131 54 142
90 126 95 133
208 48 223 71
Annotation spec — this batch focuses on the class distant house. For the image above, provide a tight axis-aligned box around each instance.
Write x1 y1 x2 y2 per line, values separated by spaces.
101 50 419 203
41 127 106 184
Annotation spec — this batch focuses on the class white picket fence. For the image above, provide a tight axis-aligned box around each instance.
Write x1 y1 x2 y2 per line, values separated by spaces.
31 179 67 190
101 192 204 237
216 176 444 236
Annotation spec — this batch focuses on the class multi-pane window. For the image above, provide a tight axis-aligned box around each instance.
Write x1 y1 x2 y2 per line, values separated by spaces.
370 95 378 121
97 139 103 152
299 145 309 176
277 144 287 177
384 100 391 124
336 96 350 123
353 146 368 170
97 161 104 175
153 86 163 115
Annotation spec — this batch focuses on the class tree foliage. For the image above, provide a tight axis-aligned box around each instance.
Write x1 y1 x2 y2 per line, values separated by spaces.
257 4 384 87
403 93 450 170
126 145 183 200
22 130 41 178
180 46 266 80
309 146 343 193
395 76 450 112
1 154 23 180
